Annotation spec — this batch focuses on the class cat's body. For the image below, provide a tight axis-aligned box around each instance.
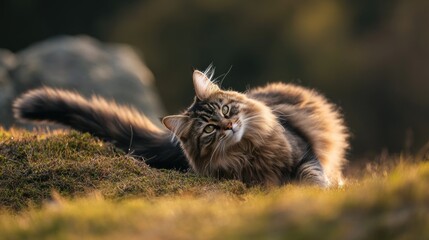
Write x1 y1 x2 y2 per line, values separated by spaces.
13 67 348 187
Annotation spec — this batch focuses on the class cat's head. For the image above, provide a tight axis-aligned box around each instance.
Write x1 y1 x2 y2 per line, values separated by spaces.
161 68 276 172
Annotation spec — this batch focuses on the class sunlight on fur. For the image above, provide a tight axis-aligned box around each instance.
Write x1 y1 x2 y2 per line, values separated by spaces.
13 66 348 187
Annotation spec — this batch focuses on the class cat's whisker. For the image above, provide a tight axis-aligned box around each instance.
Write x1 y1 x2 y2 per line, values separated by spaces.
270 105 296 113
242 114 260 121
244 116 279 131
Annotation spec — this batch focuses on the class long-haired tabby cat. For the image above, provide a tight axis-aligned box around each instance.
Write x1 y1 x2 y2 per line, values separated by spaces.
13 67 348 187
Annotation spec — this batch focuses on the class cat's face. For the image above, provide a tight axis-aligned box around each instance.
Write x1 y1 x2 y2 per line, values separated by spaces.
162 70 245 155
162 69 274 170
189 95 244 145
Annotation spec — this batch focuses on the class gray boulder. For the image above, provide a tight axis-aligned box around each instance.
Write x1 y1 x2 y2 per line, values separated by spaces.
0 49 17 128
0 35 165 128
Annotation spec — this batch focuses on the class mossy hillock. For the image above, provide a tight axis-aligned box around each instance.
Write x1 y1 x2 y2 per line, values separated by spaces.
0 128 245 211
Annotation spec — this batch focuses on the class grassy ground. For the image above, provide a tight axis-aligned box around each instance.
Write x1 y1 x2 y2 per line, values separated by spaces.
0 128 428 240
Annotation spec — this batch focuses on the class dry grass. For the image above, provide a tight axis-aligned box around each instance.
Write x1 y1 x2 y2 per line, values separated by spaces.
0 128 428 239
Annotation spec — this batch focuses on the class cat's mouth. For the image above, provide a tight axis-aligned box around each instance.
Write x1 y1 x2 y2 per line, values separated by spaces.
226 119 244 144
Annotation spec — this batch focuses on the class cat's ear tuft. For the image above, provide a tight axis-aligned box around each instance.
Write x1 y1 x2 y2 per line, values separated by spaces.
193 70 220 100
162 115 189 135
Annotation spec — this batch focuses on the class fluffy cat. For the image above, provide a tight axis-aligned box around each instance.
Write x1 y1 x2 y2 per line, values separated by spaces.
13 67 348 187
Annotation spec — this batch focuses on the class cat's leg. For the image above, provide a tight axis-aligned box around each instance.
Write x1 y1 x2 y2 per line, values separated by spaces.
294 156 330 187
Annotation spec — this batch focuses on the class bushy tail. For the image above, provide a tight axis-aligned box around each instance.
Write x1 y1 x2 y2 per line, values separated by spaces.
13 87 188 170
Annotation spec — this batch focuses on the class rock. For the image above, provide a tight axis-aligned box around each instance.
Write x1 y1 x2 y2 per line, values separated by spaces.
0 50 17 128
0 35 165 128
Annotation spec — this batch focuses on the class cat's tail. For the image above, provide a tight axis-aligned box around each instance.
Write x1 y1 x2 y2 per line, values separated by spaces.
13 87 189 170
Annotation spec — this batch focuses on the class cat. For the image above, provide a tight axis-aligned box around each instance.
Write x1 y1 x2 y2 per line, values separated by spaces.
13 67 348 187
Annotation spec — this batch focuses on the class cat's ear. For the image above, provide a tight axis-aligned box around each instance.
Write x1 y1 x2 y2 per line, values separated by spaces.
193 70 220 100
162 115 189 136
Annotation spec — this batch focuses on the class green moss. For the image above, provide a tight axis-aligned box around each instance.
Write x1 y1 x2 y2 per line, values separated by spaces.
0 128 428 239
0 128 245 211
0 162 428 239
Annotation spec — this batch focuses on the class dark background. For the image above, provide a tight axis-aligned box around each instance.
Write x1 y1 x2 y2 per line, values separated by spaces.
1 0 428 159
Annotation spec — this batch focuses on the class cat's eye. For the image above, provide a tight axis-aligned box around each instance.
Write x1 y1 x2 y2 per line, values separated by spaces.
203 125 216 133
222 105 229 115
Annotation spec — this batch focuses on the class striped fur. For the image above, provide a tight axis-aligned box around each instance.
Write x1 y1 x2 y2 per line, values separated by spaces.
163 69 348 187
13 88 188 170
13 67 348 187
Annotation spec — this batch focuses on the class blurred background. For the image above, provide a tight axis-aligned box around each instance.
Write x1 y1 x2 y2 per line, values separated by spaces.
1 0 428 160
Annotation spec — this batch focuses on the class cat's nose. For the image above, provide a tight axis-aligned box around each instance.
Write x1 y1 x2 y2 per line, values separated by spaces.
224 121 233 130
